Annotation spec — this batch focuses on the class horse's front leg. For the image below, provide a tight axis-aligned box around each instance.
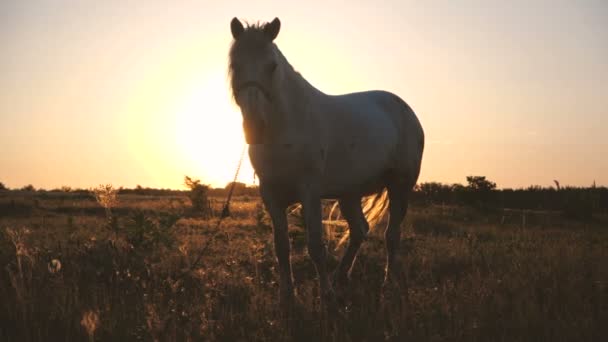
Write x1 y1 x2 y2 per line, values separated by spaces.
299 185 335 307
261 189 294 312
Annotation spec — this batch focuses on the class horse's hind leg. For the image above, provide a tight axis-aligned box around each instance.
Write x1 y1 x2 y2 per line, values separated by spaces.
381 183 411 339
333 196 368 288
385 184 410 284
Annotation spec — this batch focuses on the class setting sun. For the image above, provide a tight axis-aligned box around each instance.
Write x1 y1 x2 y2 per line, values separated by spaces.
118 41 255 189
172 71 253 188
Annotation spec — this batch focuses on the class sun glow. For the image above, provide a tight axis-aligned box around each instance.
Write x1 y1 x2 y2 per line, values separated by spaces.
172 71 254 188
122 58 255 189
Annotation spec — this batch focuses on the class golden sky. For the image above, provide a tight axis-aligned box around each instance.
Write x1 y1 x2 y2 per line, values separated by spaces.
1 0 607 190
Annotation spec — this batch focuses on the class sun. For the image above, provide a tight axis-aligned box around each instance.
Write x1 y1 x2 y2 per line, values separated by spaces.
173 71 254 188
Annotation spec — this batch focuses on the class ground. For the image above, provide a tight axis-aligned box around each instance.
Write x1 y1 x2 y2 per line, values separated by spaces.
0 190 607 341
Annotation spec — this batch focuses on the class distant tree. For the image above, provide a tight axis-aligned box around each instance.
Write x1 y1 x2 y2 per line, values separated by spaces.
451 183 466 192
466 176 496 192
225 181 248 195
225 181 246 190
0 182 6 191
465 176 497 208
21 184 35 192
418 182 449 204
450 183 467 203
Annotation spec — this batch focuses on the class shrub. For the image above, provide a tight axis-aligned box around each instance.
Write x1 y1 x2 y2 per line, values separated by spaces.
561 189 596 221
184 176 212 217
125 211 179 250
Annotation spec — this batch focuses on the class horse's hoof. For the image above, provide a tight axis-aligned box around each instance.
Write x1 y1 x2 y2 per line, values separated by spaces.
331 276 350 307
331 271 349 290
322 286 336 300
381 278 402 302
279 291 301 316
321 289 348 321
320 288 338 308
381 279 404 339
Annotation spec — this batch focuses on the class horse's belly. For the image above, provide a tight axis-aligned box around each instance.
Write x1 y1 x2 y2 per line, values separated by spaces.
321 142 393 197
248 144 324 185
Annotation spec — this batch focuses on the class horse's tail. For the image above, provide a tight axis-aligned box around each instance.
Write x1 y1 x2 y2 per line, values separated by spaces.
362 188 389 231
335 188 389 247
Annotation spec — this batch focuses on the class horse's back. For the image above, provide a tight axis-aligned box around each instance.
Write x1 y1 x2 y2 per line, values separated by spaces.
366 90 425 186
320 90 424 194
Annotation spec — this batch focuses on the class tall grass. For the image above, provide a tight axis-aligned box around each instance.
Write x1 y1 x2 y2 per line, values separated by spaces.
0 191 606 341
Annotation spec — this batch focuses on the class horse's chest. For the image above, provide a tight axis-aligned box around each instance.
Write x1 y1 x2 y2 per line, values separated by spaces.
249 144 325 183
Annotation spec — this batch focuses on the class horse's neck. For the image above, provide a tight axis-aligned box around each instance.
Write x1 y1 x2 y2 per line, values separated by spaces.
282 70 317 108
269 56 326 142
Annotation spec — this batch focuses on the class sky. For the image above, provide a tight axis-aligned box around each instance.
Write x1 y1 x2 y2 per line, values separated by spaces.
1 0 607 190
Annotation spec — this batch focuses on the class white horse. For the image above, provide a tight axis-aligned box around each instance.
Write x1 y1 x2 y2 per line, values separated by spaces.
228 17 424 309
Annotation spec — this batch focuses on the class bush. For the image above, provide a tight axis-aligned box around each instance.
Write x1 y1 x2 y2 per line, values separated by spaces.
561 189 597 221
125 211 179 250
184 176 212 217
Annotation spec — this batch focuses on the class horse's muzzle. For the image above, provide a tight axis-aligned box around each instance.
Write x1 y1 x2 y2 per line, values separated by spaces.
243 119 265 144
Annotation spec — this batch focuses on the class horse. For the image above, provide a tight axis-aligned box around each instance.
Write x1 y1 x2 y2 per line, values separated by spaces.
228 17 424 310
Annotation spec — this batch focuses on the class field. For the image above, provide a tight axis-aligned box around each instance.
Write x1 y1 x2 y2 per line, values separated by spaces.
1 189 607 341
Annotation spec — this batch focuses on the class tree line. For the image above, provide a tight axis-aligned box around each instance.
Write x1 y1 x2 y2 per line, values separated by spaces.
411 176 607 220
2 176 606 220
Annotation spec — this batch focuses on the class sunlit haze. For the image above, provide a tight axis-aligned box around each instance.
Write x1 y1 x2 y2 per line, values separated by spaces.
1 0 606 190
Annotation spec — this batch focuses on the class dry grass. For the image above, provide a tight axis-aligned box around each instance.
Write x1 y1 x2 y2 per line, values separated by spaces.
0 191 607 341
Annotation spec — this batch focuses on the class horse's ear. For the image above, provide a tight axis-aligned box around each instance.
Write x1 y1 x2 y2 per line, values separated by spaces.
231 17 244 40
264 17 281 41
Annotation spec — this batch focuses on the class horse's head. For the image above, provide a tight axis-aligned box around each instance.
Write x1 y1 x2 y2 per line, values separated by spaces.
229 17 282 144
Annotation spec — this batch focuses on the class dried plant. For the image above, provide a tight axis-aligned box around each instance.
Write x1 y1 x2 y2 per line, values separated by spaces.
80 309 100 342
93 184 118 212
47 258 61 274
